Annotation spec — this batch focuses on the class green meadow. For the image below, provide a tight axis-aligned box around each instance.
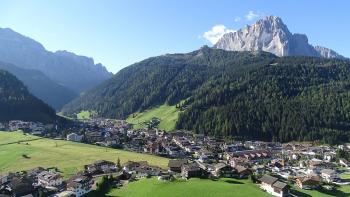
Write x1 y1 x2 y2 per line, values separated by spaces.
126 104 180 131
76 110 97 119
0 131 169 177
107 178 271 197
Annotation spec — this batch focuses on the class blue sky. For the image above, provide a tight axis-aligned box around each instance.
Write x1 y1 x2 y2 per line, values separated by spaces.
0 0 349 73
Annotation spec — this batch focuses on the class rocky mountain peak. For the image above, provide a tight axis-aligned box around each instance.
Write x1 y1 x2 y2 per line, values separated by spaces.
253 16 289 33
214 15 345 59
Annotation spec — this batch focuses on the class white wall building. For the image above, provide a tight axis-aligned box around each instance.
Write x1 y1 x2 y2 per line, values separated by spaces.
67 133 83 142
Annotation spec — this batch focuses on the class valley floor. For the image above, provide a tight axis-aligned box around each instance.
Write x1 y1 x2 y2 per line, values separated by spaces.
106 177 271 197
0 131 169 177
104 178 350 197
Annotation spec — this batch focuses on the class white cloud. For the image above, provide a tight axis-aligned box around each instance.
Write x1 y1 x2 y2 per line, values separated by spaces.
234 17 241 22
202 25 235 44
245 11 260 21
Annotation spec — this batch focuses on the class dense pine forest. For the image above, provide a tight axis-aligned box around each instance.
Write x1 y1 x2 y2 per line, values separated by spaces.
0 69 57 123
62 47 350 143
177 57 350 144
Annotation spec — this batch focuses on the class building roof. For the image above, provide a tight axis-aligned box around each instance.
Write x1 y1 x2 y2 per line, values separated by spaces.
124 161 148 168
8 176 34 196
168 159 187 168
272 181 288 189
296 175 321 184
93 160 115 165
321 169 336 175
259 174 278 185
67 175 92 188
53 191 75 197
235 165 250 173
38 171 62 181
213 163 228 170
182 163 200 171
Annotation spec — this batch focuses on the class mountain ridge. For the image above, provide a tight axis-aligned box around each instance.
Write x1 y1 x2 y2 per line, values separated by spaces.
214 16 345 59
62 47 350 143
0 62 77 110
0 69 57 123
0 27 113 93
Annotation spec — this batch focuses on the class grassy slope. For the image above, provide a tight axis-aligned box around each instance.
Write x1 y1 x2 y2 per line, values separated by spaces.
56 112 73 120
126 104 180 131
76 110 97 119
108 178 271 197
0 131 168 177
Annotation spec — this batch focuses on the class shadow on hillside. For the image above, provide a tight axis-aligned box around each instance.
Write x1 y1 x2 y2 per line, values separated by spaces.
317 187 350 197
290 189 312 197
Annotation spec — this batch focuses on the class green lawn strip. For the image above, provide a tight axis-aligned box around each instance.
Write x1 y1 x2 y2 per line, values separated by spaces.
340 172 350 180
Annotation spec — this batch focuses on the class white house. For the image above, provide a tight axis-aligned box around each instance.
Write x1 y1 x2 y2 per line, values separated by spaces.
321 169 339 183
66 133 83 142
67 175 94 197
260 175 289 197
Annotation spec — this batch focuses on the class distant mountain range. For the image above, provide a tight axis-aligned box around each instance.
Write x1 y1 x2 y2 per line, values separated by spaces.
2 15 350 143
62 46 350 143
0 28 112 93
214 16 345 59
0 69 57 123
0 62 77 110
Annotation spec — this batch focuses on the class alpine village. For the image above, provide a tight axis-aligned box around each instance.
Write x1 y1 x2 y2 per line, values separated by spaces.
1 2 350 197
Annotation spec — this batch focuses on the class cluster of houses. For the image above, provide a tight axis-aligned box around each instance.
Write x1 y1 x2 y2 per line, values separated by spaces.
64 119 131 147
4 118 350 197
58 125 350 196
1 120 54 136
0 168 93 197
0 160 125 197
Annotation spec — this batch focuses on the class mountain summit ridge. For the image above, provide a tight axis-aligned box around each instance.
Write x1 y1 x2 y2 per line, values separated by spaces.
214 16 345 59
0 27 113 93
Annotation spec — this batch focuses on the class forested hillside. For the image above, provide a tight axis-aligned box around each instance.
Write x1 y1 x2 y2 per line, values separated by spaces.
62 46 275 117
62 47 350 143
177 57 350 144
0 69 57 123
0 62 77 110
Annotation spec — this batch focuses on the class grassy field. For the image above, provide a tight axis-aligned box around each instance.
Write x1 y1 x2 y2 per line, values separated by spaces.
126 104 180 131
77 110 97 119
292 185 350 197
108 177 350 197
340 172 350 180
0 131 169 177
0 132 40 145
107 178 271 197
